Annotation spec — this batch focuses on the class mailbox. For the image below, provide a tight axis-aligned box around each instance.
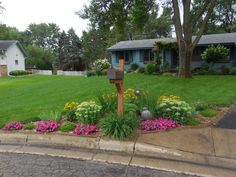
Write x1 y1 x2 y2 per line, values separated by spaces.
107 68 124 80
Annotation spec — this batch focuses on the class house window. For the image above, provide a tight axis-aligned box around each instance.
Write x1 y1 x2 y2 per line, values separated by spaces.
15 60 19 65
116 51 132 63
141 50 154 63
116 51 124 63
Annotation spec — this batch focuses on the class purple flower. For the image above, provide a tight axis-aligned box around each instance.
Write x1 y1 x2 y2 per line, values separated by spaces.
140 118 179 132
73 124 98 135
36 121 59 133
3 121 23 131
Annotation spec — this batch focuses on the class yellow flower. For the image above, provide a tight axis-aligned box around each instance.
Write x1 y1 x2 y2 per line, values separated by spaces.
158 95 180 103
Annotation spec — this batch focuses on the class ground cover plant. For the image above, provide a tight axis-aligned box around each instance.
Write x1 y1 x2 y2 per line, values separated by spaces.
73 124 98 135
140 118 179 131
23 123 36 130
0 74 236 126
59 122 76 132
36 121 59 133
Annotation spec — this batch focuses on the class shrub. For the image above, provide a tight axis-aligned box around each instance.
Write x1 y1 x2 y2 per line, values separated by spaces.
39 111 62 121
156 99 194 124
230 67 236 75
145 63 157 75
93 58 111 71
3 121 23 131
59 123 76 132
100 113 138 140
130 63 139 71
138 67 145 73
201 45 230 64
87 70 96 77
75 101 102 124
98 92 117 113
24 123 36 130
101 69 108 75
140 118 179 131
9 70 31 76
36 121 59 133
200 108 218 117
73 124 98 135
158 95 180 102
63 101 79 122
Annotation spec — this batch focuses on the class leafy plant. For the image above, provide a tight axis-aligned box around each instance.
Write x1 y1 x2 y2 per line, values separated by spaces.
192 101 208 111
145 63 157 75
75 101 102 124
130 63 139 71
24 123 36 130
200 108 218 117
98 92 117 113
9 70 31 76
39 111 62 121
63 101 79 122
59 122 76 132
3 121 23 131
156 99 194 124
73 124 98 135
137 67 145 73
124 102 139 113
93 58 111 71
100 113 138 140
140 118 179 131
36 121 59 133
124 88 138 103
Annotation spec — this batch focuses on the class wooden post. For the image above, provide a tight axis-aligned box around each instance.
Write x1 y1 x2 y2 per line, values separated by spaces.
110 80 124 116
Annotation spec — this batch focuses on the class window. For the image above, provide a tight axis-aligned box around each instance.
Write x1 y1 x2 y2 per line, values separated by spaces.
116 51 132 63
116 51 124 63
141 50 154 63
15 60 19 65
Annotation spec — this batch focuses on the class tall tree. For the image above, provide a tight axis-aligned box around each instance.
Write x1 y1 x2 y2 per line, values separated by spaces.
171 0 216 78
0 24 22 40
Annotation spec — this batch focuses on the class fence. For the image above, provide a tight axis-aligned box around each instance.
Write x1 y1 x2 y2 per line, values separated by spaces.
32 69 52 75
57 70 87 76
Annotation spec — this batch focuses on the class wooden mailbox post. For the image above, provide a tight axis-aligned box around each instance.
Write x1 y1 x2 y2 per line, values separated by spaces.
107 59 125 116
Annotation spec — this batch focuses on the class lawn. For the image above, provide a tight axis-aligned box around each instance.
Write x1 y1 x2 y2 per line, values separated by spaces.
0 74 236 127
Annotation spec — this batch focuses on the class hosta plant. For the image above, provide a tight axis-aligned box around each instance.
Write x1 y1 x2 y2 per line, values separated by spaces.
3 121 23 131
73 124 98 135
36 121 59 133
75 101 102 124
140 118 179 131
156 99 194 124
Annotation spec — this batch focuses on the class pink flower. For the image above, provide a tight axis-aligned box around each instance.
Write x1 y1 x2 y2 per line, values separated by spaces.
36 121 59 133
3 121 23 131
73 124 98 136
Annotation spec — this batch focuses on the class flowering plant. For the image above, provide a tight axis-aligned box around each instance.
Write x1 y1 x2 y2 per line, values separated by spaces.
64 101 79 111
63 101 79 122
73 124 98 135
75 101 102 124
3 121 23 131
158 95 180 102
124 88 138 102
93 58 111 71
140 118 179 131
156 99 194 124
36 121 59 133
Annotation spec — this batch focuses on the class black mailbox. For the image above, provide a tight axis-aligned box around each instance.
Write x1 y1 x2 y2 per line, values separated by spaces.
107 68 124 80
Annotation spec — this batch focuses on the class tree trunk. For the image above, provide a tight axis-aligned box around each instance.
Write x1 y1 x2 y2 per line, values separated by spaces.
178 41 193 78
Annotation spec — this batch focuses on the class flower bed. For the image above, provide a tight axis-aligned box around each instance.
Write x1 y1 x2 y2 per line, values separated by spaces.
3 121 23 131
140 118 179 132
36 121 59 133
73 124 98 135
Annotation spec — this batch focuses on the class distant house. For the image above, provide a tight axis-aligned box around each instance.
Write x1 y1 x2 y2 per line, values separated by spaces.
107 33 236 70
0 40 27 76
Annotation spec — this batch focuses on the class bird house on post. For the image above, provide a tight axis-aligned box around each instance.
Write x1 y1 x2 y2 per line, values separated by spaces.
107 59 125 116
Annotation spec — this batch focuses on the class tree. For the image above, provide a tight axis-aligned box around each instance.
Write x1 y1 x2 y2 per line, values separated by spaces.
0 24 22 40
58 29 85 71
171 0 216 78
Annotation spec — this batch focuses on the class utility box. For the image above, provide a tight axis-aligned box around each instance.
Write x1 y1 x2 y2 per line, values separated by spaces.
107 68 124 80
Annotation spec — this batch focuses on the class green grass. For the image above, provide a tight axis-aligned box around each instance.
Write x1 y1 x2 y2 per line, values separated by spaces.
185 118 201 126
59 123 76 132
23 123 36 130
0 74 236 127
200 108 218 117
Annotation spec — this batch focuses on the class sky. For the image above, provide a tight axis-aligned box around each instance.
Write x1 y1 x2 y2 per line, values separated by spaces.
1 0 90 37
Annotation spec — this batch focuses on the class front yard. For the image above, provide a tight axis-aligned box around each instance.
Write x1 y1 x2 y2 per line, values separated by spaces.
0 74 236 127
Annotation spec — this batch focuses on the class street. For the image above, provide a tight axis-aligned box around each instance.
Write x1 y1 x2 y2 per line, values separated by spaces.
0 152 195 177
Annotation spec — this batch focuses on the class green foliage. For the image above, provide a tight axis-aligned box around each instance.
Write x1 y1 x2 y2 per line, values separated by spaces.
39 111 62 121
230 67 236 75
59 123 76 132
200 108 218 117
23 123 36 130
93 59 111 71
145 63 158 75
201 45 230 64
130 63 139 71
100 113 138 140
9 70 31 76
219 66 230 75
157 100 194 124
162 72 173 76
98 93 117 114
185 118 201 126
124 102 139 114
75 101 102 124
137 67 145 73
192 102 208 111
0 24 22 40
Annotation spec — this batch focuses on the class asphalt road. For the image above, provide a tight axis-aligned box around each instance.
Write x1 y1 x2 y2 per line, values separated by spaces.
0 152 195 177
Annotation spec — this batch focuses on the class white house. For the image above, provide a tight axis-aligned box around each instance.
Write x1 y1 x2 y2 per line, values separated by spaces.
0 40 27 76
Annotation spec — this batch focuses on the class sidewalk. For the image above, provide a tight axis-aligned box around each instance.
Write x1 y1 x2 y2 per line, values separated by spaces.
0 126 235 176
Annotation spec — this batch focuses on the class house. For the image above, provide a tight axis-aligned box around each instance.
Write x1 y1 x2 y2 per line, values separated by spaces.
0 40 27 76
107 33 236 70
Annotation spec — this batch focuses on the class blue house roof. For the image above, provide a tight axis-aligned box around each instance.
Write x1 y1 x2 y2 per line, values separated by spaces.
107 32 236 51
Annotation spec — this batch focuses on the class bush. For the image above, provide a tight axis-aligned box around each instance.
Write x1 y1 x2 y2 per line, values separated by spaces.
9 70 31 76
230 67 236 75
87 70 96 77
36 121 59 133
100 113 138 140
101 69 108 75
156 99 194 124
93 58 111 71
63 101 79 122
145 63 157 75
130 63 139 71
75 101 102 124
140 118 179 131
201 45 230 64
59 122 76 132
137 67 145 73
3 121 23 131
39 111 62 121
200 108 218 117
24 123 36 130
73 124 98 135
